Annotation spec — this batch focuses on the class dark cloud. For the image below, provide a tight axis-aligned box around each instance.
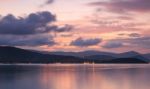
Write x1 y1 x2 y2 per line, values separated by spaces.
0 35 56 46
128 33 141 38
126 36 150 49
46 0 54 4
102 40 123 48
41 0 54 6
55 24 73 32
118 33 141 38
0 11 73 47
70 37 102 47
104 36 150 49
0 11 71 35
88 0 150 13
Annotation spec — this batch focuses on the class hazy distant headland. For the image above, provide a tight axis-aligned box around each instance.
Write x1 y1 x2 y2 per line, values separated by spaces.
0 46 149 64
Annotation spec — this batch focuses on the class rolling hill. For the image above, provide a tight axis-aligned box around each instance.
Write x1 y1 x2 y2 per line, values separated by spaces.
0 46 149 64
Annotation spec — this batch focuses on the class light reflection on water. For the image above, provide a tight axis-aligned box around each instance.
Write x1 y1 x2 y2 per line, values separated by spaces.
0 64 150 89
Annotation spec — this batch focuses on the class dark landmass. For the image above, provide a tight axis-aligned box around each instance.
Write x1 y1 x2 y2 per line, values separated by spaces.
48 50 116 57
143 53 150 61
100 58 148 63
0 46 149 64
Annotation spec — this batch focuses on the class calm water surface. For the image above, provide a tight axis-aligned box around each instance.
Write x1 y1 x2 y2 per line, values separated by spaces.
0 64 150 89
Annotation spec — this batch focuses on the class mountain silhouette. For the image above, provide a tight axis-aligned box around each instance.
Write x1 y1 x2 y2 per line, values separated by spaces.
116 51 140 58
0 46 83 63
0 46 149 64
143 53 150 61
49 50 116 57
101 58 148 63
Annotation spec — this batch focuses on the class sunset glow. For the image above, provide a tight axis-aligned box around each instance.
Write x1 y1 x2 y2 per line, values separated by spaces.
0 0 150 53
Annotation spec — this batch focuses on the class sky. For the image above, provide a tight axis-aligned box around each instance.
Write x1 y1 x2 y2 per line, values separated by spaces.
0 0 150 53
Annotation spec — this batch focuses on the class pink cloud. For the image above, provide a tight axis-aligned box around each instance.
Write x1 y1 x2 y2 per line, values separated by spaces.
88 0 150 13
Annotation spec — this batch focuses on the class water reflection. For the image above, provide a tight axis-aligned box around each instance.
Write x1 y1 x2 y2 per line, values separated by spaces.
0 64 150 89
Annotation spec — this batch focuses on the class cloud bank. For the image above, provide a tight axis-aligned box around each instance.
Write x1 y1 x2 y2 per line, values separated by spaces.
89 0 150 13
0 11 71 35
0 11 72 47
0 35 55 46
70 37 102 47
102 40 124 48
103 36 150 49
